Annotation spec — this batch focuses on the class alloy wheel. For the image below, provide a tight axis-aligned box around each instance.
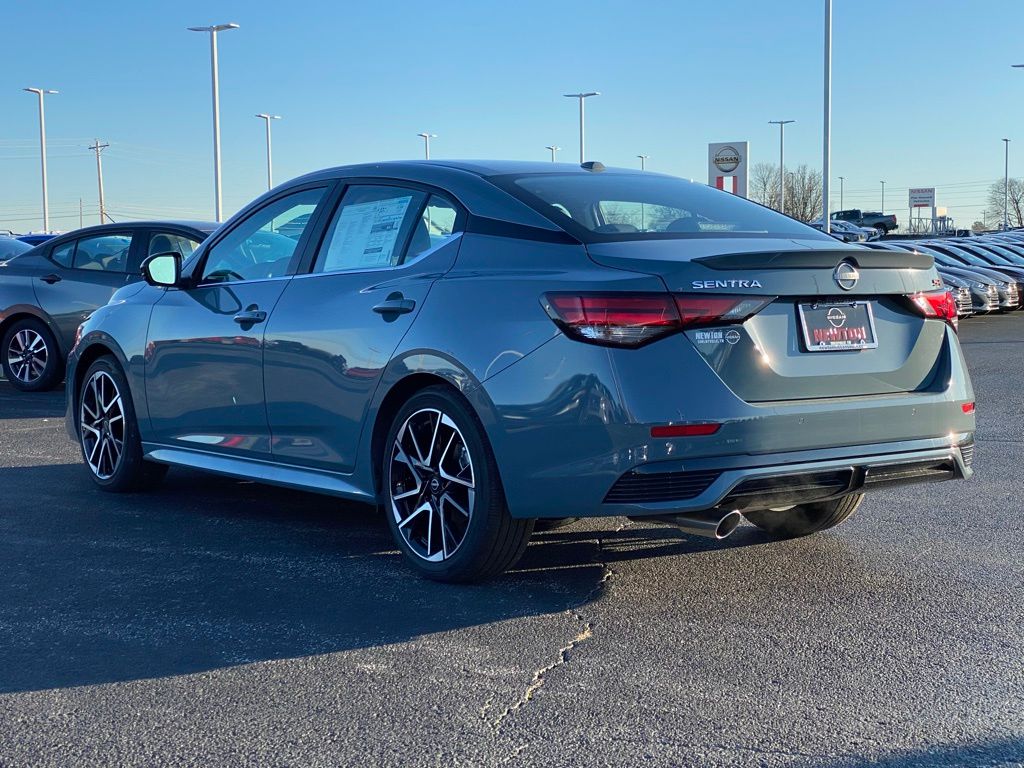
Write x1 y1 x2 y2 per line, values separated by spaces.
7 328 48 384
80 371 126 480
389 408 475 562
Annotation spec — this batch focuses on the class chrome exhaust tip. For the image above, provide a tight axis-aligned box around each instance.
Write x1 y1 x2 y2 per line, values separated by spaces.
629 509 742 539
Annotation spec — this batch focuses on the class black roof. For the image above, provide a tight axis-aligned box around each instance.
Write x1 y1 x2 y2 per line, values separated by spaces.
52 220 219 238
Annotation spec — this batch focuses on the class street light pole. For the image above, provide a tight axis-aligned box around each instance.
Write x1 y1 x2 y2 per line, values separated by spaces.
838 175 845 210
255 114 281 190
637 154 649 170
768 120 795 214
23 87 58 232
188 22 239 222
545 145 561 162
822 0 832 233
417 132 436 160
563 92 599 164
1004 138 1011 230
880 180 886 212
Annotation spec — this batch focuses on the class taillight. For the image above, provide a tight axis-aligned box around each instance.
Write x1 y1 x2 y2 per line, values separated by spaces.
542 293 772 347
674 295 774 327
907 290 958 332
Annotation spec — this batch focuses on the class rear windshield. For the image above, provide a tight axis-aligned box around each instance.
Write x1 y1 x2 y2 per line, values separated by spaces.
497 172 830 242
0 238 31 260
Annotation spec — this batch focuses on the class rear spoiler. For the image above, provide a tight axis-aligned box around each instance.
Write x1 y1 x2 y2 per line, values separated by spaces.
695 250 933 271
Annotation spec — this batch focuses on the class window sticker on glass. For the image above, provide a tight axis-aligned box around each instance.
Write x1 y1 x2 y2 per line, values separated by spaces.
323 196 413 272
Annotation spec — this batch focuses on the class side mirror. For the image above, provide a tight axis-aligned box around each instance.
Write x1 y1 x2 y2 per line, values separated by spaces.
142 252 182 287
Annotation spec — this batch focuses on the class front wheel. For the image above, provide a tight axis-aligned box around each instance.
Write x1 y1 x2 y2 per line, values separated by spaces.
744 493 864 538
78 355 167 492
382 386 533 582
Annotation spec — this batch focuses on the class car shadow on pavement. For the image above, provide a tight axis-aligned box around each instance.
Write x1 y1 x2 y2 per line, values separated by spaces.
807 735 1024 767
0 461 765 695
0 383 66 420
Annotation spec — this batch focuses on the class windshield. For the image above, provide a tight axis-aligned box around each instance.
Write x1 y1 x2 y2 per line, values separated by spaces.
497 172 830 242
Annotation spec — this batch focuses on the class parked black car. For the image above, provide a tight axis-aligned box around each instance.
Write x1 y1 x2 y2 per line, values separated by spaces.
0 221 216 391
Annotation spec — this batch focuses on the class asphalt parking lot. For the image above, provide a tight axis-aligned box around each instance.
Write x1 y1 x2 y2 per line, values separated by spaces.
0 317 1021 767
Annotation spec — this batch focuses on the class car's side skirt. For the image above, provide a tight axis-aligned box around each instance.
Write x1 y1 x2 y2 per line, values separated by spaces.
141 443 376 503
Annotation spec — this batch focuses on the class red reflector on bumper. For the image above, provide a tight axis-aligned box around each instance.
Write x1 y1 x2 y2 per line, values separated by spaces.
962 402 975 414
651 423 721 438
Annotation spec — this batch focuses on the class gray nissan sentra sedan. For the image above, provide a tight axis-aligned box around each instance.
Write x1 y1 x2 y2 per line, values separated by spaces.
65 161 975 581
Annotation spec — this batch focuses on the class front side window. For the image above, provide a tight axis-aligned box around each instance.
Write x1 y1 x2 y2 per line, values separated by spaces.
149 232 201 259
72 233 133 272
201 187 326 284
500 173 830 242
314 186 426 274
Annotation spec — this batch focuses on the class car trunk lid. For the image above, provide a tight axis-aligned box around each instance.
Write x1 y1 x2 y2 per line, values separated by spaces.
586 239 952 402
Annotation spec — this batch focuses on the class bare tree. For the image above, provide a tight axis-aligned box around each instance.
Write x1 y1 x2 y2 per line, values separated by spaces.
750 162 781 210
750 162 822 222
986 178 1024 228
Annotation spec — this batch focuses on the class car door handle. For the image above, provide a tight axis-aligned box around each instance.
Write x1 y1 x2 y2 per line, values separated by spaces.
40 273 62 284
233 307 267 325
372 298 416 315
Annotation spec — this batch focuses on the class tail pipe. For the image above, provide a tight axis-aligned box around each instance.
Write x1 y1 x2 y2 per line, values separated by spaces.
629 509 742 539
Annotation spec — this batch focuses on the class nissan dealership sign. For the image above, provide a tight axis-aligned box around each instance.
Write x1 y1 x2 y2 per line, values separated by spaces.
708 141 749 197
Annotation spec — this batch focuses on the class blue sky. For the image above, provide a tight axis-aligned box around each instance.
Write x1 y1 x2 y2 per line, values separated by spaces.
2 0 1022 232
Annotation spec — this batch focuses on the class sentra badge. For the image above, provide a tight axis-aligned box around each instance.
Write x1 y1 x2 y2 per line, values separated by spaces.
691 279 763 289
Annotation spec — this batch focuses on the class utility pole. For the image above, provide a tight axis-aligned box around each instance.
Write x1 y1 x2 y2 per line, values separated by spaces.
880 180 886 212
768 120 795 214
89 139 109 224
79 198 83 229
838 175 845 209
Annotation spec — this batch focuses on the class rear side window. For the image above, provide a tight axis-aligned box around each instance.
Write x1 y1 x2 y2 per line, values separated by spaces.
314 185 426 273
72 233 133 272
149 232 201 259
501 172 829 242
408 196 459 261
50 241 75 268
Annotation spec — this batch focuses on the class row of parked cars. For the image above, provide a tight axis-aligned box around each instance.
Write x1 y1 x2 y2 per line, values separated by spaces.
860 232 1024 318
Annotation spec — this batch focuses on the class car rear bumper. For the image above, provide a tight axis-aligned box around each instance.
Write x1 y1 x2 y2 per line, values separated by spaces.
599 435 973 518
480 330 975 520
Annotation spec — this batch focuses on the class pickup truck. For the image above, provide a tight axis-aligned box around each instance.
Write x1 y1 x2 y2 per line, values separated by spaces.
831 209 898 234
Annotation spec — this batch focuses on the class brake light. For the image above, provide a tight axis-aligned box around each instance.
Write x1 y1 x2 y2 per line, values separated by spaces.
543 293 773 347
907 290 958 332
962 402 975 414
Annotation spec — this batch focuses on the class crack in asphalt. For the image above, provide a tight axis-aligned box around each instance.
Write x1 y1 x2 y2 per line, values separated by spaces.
481 530 622 731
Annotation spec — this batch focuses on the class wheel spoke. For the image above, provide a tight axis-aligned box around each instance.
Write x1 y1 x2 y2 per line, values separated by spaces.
398 501 430 529
441 492 470 518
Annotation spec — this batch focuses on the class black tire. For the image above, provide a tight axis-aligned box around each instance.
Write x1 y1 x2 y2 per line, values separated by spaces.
1 317 63 392
77 355 167 493
382 385 533 582
533 518 580 533
744 493 864 538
